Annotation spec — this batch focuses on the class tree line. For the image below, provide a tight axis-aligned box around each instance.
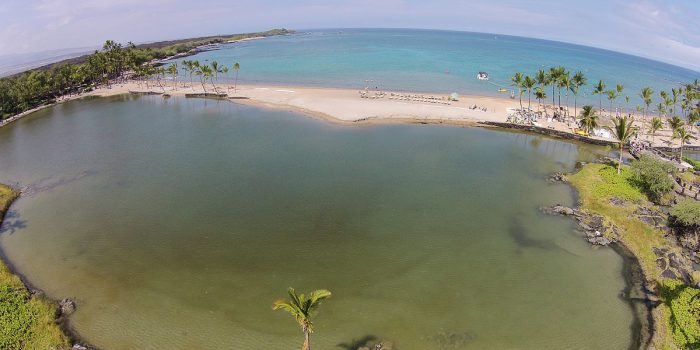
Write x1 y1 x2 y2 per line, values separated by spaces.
511 67 700 123
0 29 290 120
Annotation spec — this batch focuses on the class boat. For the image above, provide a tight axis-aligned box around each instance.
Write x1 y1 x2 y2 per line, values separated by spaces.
477 72 489 80
497 88 508 93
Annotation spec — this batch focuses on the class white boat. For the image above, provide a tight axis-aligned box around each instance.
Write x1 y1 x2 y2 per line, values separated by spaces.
477 72 489 80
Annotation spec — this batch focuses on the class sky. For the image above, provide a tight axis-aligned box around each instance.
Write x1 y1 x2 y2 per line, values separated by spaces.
1 0 699 71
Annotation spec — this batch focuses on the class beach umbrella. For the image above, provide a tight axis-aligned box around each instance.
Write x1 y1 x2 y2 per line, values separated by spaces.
450 93 459 101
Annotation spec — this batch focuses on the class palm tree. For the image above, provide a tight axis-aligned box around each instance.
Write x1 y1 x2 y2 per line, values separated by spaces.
166 63 178 90
606 89 619 117
616 84 624 113
534 87 546 112
579 105 598 134
195 63 212 93
182 60 196 90
648 117 663 143
232 62 241 93
511 72 524 109
673 127 695 160
211 60 224 84
668 116 683 133
688 111 700 133
592 80 606 115
640 87 654 122
557 68 570 114
571 71 587 117
273 288 332 350
548 67 558 107
606 115 638 174
523 75 535 109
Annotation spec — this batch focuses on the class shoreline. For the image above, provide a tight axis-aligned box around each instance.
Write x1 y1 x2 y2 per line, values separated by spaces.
0 184 91 349
5 79 698 152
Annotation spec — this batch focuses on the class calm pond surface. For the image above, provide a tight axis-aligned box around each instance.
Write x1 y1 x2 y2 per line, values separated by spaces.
0 95 633 349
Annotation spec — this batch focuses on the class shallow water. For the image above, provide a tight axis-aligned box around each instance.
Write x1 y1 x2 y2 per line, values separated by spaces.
0 95 633 349
169 29 699 106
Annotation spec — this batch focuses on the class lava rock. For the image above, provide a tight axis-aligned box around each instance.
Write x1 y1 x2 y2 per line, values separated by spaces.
59 299 76 316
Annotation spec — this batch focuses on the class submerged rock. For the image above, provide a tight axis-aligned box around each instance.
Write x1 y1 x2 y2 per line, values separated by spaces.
546 173 566 183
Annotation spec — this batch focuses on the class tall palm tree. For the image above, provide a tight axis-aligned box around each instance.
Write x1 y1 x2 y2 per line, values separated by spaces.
548 67 558 107
534 87 546 112
607 89 619 117
640 87 654 122
592 80 606 115
523 75 535 109
579 105 598 134
511 72 524 109
166 63 178 90
606 115 638 174
673 127 695 160
688 111 700 133
273 288 332 350
233 62 241 93
616 84 624 113
557 68 570 114
648 117 663 143
571 71 587 117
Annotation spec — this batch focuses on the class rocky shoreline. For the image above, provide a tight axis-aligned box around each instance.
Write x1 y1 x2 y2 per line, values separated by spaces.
541 201 656 349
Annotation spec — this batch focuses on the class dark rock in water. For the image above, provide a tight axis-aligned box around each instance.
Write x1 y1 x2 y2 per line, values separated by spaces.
541 205 619 245
546 173 566 183
541 204 576 216
661 269 679 279
656 258 667 270
60 298 76 316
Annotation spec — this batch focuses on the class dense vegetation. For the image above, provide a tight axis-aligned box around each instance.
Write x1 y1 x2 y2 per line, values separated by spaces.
671 199 700 227
0 29 291 119
630 155 677 204
0 184 70 349
659 280 700 349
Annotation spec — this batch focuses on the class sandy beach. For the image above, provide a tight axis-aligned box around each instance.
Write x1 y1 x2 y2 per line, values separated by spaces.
4 79 697 150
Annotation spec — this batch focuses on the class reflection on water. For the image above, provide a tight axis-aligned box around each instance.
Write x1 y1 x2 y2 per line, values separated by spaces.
0 96 633 349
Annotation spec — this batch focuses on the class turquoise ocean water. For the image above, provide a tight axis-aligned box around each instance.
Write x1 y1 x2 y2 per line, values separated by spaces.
169 28 699 106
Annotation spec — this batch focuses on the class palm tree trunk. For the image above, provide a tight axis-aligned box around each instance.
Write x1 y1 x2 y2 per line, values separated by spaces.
303 329 310 350
234 71 239 93
618 144 623 174
574 94 578 118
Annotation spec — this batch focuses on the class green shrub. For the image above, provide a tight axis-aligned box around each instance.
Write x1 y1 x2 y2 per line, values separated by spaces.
630 155 677 203
670 199 700 227
659 280 700 349
683 156 700 172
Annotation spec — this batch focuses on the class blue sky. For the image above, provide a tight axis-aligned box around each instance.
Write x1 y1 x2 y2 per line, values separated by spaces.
1 0 699 71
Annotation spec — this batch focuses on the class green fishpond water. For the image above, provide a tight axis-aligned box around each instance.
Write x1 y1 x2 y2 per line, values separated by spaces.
0 95 634 349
